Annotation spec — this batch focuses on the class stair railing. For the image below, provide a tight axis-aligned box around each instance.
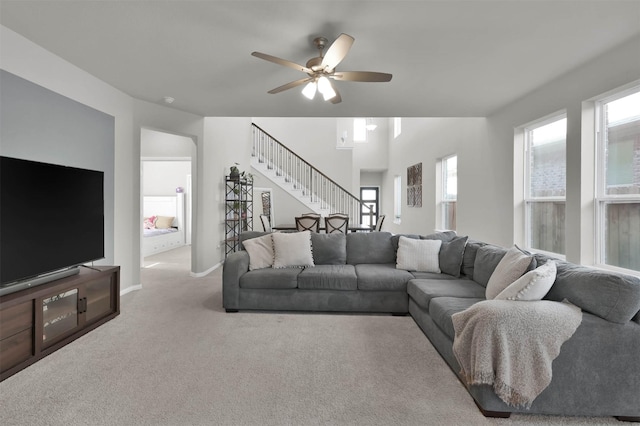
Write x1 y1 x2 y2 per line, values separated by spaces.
251 123 375 225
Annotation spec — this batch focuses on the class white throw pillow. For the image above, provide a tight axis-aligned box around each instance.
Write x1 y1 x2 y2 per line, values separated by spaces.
242 234 274 271
495 260 557 301
272 231 314 268
485 245 534 300
396 236 442 273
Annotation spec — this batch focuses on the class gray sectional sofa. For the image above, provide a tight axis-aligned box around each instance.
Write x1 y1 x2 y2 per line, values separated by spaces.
222 230 640 421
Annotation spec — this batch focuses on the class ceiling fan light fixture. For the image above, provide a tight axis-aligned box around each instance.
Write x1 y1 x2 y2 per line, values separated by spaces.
365 119 377 131
317 76 336 101
302 81 317 100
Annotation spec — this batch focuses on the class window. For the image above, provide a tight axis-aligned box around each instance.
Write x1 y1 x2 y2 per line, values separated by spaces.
353 118 367 142
596 88 640 273
524 115 567 255
394 175 402 223
360 187 379 227
394 117 402 139
441 155 457 230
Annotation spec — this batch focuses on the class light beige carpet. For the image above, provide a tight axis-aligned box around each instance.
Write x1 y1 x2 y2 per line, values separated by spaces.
0 246 630 425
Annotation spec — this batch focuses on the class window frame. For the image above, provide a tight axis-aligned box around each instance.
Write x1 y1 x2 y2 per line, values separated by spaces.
393 175 402 224
594 85 640 273
523 113 567 258
440 154 457 231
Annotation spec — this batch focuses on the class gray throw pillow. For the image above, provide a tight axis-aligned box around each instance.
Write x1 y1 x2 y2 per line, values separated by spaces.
461 240 486 278
421 230 458 243
439 236 469 277
311 233 347 265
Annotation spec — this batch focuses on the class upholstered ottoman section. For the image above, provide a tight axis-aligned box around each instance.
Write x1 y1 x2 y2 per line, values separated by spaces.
355 264 414 291
239 268 301 289
428 297 484 340
298 265 357 290
407 279 486 310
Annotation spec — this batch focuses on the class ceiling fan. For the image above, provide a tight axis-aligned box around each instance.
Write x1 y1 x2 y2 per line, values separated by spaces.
251 33 392 104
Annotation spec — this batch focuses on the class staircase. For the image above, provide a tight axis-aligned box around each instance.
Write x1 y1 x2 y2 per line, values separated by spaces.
251 123 374 223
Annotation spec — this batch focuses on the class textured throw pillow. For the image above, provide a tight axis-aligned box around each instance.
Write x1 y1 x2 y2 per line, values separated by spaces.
155 215 175 229
439 236 469 277
143 215 156 229
242 234 274 271
485 245 535 299
495 260 557 301
272 231 314 268
396 236 442 273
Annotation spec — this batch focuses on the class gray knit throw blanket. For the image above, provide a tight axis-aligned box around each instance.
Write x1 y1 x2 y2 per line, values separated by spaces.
452 299 583 409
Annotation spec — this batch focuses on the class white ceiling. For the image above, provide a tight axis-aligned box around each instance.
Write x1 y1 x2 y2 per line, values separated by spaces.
1 0 639 117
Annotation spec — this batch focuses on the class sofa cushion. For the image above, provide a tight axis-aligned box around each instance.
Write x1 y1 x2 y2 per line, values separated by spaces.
242 234 274 270
239 231 270 250
461 240 486 279
347 232 395 265
473 245 508 287
407 279 486 311
485 245 536 299
411 271 459 280
272 231 314 268
495 260 557 301
311 232 347 265
390 233 421 253
439 236 469 277
396 237 442 273
429 297 484 340
297 265 357 290
541 259 640 324
421 230 458 242
355 264 414 291
239 268 301 289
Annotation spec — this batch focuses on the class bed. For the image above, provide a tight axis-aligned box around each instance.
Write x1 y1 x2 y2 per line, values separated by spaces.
142 194 186 257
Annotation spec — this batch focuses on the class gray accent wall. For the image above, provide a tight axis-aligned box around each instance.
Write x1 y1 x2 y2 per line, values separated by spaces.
0 70 115 266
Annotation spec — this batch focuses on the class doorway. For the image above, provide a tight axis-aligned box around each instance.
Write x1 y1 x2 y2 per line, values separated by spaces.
140 128 196 270
360 186 380 228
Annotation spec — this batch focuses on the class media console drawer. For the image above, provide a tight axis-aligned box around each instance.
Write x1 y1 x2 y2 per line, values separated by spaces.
0 300 33 338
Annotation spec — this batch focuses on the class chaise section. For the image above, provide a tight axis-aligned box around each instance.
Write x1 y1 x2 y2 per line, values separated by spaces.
428 297 484 340
407 279 485 310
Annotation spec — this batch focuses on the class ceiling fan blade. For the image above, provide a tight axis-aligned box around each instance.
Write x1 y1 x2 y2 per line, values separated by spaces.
332 71 392 82
251 51 313 74
267 78 312 94
321 33 354 71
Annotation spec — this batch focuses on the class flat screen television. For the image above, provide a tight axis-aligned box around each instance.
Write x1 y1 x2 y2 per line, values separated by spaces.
0 156 104 289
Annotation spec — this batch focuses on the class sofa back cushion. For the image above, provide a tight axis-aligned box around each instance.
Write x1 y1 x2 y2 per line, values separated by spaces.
311 232 347 265
534 253 640 324
472 245 507 287
347 232 395 265
421 230 458 242
439 236 469 277
461 240 486 279
239 231 270 250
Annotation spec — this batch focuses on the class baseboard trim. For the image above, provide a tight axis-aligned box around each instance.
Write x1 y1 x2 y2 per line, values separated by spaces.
190 262 222 278
120 284 142 296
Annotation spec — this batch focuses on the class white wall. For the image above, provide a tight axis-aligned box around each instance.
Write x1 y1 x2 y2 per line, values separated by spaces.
0 25 138 292
382 118 488 237
142 161 191 195
486 34 640 263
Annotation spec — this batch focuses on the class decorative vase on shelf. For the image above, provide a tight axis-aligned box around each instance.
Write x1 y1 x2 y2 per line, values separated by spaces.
230 166 240 180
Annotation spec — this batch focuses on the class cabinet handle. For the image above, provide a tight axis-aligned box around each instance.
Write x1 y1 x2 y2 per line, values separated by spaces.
77 297 87 314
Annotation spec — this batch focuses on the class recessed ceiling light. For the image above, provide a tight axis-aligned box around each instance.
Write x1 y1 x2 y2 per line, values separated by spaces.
163 96 175 104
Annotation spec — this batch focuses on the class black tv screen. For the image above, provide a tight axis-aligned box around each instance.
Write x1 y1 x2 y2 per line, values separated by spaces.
0 156 104 285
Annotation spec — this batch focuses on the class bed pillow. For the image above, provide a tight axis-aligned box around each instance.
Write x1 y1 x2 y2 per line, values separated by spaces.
396 236 442 273
495 260 557 301
143 215 156 229
242 234 274 270
272 231 314 269
155 215 175 229
485 245 536 300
